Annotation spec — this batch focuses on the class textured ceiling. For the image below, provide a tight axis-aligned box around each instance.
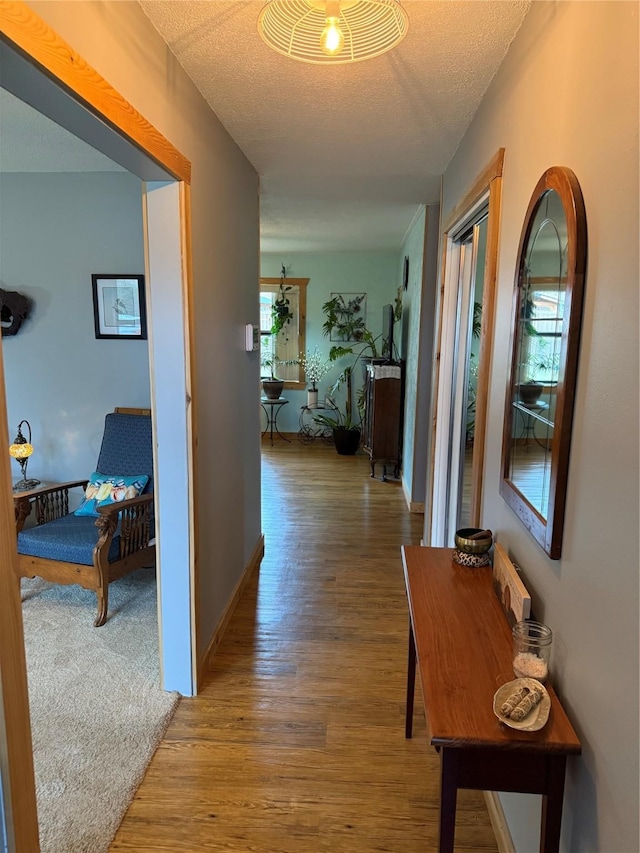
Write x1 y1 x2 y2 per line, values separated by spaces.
139 0 530 253
0 2 530 253
0 90 125 173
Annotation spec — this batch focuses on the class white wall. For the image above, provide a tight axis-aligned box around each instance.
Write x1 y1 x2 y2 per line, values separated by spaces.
441 3 639 850
27 0 261 659
260 252 400 433
0 171 149 486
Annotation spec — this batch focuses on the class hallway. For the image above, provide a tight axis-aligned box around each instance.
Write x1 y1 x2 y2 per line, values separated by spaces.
112 443 498 851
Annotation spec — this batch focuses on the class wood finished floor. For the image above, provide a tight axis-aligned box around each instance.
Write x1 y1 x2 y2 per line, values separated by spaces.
111 442 498 852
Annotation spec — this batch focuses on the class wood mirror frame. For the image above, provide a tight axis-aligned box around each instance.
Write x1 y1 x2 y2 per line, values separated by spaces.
500 166 587 559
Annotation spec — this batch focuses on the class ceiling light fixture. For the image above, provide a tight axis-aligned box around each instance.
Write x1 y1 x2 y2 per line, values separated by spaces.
258 0 409 65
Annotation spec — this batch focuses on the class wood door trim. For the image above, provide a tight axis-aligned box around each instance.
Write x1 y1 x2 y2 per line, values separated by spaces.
0 348 40 851
0 3 197 843
469 174 502 525
427 149 504 540
0 1 191 183
443 148 505 234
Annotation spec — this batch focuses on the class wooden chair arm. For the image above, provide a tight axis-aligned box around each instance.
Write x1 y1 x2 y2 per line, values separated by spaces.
13 480 88 502
94 492 154 517
95 493 154 559
14 480 89 533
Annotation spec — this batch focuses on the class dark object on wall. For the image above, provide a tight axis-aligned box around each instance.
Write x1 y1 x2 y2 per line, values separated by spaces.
403 256 409 290
0 288 31 336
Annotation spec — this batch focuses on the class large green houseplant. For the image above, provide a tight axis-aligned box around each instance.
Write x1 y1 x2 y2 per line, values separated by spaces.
321 287 403 424
312 368 361 455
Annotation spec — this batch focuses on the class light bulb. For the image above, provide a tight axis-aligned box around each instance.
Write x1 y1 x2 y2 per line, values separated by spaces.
320 17 344 55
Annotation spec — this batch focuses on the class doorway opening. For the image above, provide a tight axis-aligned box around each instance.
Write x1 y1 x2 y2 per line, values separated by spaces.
426 150 503 546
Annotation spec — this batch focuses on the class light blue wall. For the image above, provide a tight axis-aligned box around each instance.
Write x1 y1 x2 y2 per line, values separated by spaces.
0 172 149 490
261 253 401 433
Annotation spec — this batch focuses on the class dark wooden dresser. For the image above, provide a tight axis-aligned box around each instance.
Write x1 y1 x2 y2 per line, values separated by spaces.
362 361 403 480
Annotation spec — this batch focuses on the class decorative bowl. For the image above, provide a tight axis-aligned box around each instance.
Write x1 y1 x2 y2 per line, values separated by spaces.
454 527 493 554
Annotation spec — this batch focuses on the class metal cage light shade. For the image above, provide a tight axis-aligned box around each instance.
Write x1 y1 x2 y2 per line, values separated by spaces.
9 419 40 490
258 0 409 65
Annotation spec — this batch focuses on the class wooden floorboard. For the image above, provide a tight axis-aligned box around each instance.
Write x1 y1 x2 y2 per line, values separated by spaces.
111 442 498 852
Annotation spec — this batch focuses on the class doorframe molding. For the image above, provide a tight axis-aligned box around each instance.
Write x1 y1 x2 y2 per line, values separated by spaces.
0 2 196 844
427 148 504 544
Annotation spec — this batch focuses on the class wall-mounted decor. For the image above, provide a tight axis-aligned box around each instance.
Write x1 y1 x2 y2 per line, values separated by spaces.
492 543 531 626
0 287 31 336
500 167 587 559
326 292 366 342
91 274 147 340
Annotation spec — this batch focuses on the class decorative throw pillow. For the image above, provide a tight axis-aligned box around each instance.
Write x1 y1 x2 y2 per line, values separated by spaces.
74 472 149 517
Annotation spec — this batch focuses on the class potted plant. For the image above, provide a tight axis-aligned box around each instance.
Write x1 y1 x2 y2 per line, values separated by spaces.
260 349 284 400
312 368 361 455
518 345 559 405
298 346 332 408
271 265 294 338
321 287 403 421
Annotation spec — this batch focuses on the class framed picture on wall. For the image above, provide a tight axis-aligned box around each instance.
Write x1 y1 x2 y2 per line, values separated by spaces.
91 274 147 340
328 292 367 342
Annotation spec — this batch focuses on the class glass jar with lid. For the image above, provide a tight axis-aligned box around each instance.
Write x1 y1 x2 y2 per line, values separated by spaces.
512 620 552 682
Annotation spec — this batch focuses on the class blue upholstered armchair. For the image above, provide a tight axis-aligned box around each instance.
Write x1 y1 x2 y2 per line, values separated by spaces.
14 409 155 626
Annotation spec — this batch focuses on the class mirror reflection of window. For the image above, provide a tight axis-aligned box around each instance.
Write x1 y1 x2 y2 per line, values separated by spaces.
501 170 587 559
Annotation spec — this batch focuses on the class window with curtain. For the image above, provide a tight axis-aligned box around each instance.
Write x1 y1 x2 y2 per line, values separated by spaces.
259 277 308 387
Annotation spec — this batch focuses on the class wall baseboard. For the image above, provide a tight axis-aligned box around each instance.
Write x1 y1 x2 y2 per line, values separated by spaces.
483 791 516 853
197 534 265 687
402 478 425 514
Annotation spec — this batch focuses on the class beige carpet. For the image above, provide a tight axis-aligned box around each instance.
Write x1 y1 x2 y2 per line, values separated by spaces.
21 567 179 853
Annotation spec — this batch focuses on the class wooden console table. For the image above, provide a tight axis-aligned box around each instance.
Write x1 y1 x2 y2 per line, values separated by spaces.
402 546 581 853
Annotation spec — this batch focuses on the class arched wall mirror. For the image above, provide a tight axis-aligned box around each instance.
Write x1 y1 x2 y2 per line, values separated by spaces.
500 166 587 559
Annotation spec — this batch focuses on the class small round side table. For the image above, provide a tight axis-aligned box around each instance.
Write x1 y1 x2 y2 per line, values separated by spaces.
260 397 290 445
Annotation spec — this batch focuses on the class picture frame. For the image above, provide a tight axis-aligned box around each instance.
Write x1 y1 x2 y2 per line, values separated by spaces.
91 274 147 340
492 542 531 626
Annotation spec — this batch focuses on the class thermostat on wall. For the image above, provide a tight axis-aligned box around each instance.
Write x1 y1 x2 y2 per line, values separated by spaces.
245 323 259 352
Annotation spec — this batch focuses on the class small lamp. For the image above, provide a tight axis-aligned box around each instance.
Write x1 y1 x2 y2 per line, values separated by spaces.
9 419 40 491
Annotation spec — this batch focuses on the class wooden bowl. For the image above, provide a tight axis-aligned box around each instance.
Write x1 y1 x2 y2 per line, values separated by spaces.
454 527 493 554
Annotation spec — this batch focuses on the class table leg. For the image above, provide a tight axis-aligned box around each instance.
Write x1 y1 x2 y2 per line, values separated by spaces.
405 618 416 739
260 404 270 443
540 755 566 853
272 403 291 443
438 748 458 853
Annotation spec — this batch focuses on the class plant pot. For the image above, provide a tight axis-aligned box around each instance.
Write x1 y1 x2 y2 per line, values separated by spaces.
332 427 361 456
262 379 284 400
307 389 319 409
518 382 543 405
